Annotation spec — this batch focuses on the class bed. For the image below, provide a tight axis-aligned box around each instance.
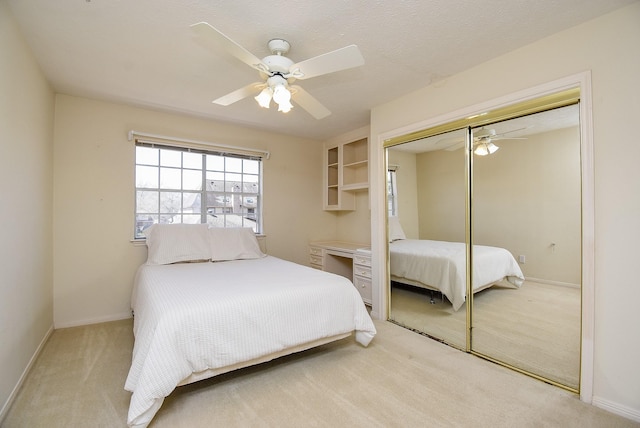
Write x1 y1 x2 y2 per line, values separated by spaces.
125 224 376 428
388 218 524 311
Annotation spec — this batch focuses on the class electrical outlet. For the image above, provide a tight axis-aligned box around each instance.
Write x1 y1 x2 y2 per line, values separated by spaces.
518 254 526 264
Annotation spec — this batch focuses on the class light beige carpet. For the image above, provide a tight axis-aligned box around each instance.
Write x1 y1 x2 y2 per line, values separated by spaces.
3 318 637 428
390 280 581 389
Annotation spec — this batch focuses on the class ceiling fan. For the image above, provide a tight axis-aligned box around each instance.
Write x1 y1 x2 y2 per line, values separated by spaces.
191 22 365 119
439 127 527 155
472 127 527 155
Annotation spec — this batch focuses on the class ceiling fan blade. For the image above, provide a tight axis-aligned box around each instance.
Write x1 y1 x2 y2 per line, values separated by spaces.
493 126 529 137
191 22 267 72
492 136 527 141
213 82 265 106
290 85 331 119
444 142 465 151
290 45 364 80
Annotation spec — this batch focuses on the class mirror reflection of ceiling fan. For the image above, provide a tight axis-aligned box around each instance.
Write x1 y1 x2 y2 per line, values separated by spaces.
191 22 365 119
440 127 528 155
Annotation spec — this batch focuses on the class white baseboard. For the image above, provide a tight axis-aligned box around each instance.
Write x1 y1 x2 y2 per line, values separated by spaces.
592 396 640 423
54 311 132 329
0 324 54 424
525 276 580 288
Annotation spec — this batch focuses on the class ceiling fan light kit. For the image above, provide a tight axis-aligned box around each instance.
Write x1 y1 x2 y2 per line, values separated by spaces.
254 74 294 112
255 87 273 108
474 141 500 156
191 22 364 119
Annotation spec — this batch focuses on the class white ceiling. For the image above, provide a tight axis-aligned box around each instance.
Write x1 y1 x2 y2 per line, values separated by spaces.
6 0 634 141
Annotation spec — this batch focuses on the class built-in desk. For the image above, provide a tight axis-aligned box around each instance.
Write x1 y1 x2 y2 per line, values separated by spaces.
309 241 372 305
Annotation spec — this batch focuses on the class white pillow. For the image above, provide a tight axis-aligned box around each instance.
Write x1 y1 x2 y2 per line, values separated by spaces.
209 227 266 261
388 216 407 242
144 223 211 265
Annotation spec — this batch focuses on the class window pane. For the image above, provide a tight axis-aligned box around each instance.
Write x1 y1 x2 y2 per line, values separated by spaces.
160 167 181 189
183 193 201 214
183 152 202 169
136 190 159 213
225 173 242 189
226 157 242 173
160 149 181 167
206 155 224 171
206 192 231 215
206 171 224 183
206 178 224 192
243 159 259 174
182 214 201 224
159 191 181 213
136 146 159 166
242 181 259 193
159 214 177 224
243 173 259 184
183 169 202 191
135 214 156 237
136 165 158 188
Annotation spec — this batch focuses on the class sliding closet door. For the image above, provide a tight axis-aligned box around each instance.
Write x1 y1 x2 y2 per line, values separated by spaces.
387 129 468 350
469 105 582 390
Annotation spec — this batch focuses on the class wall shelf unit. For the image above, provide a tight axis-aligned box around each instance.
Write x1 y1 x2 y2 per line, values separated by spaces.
323 137 369 210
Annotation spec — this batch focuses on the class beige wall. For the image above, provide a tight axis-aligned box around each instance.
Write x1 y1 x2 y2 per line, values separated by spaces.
473 127 581 285
0 1 55 418
393 127 581 285
52 95 337 328
415 149 467 242
335 192 371 245
370 3 640 419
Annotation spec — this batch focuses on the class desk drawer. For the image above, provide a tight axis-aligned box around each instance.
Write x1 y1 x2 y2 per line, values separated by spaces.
309 255 323 266
354 276 372 304
353 255 371 267
354 266 371 279
309 246 323 256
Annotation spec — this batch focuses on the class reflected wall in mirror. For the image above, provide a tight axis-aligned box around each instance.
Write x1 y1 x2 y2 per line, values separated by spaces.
387 129 468 349
470 104 582 390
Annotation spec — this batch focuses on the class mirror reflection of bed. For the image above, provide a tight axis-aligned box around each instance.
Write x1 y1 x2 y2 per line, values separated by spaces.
386 104 582 390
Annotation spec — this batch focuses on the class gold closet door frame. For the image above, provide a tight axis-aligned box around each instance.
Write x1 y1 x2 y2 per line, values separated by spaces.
383 87 579 149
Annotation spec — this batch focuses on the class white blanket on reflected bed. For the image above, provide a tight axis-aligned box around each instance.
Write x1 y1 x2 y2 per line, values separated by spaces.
389 239 524 311
125 256 376 428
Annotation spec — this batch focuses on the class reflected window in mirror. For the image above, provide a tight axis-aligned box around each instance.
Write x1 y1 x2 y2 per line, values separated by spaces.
387 167 398 216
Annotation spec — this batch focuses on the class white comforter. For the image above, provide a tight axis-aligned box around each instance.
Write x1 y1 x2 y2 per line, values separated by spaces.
389 239 524 311
125 256 376 427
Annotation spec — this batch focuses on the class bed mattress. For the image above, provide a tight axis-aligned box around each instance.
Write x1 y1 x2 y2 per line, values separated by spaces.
125 256 376 427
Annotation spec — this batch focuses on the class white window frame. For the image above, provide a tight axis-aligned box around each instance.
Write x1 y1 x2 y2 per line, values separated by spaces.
130 131 269 240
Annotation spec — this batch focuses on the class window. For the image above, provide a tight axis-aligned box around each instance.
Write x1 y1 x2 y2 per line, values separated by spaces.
387 167 398 217
134 142 262 239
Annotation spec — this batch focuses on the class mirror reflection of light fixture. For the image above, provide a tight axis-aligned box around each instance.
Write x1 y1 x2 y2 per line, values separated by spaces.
254 74 293 113
474 141 499 156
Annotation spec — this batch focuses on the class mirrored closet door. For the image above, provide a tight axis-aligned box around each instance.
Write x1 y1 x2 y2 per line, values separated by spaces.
387 128 468 350
470 105 582 390
385 88 583 391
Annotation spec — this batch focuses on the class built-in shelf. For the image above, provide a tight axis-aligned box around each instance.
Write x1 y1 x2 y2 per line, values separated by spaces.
323 137 369 210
